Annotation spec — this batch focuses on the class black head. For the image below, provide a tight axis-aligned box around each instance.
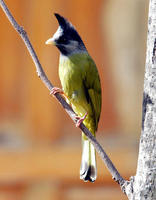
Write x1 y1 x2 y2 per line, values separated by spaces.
46 13 86 56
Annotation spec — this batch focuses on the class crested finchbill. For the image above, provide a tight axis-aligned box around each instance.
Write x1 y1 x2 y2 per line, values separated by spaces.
46 13 102 182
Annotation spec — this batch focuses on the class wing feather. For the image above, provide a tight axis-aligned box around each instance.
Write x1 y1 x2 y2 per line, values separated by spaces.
83 56 102 130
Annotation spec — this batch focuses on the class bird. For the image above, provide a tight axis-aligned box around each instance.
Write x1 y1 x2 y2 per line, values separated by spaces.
46 13 101 182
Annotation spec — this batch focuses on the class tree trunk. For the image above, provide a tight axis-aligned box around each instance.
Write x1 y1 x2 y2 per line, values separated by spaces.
125 0 156 199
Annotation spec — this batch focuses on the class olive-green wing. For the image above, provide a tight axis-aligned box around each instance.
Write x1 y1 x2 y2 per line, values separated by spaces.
84 56 102 130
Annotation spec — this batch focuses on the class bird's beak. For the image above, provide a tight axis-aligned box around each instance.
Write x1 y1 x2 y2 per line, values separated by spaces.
45 37 56 45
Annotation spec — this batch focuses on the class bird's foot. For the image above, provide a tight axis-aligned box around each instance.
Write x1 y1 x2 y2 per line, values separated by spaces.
75 112 88 127
50 87 70 104
50 87 64 95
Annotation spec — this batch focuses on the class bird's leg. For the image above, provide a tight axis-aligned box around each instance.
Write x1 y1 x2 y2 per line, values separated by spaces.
75 112 88 127
51 88 87 126
50 87 69 103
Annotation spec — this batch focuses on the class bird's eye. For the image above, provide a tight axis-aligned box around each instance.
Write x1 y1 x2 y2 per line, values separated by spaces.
58 37 67 44
62 38 66 42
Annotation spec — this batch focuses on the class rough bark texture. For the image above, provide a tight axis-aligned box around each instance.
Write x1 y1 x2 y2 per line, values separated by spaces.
126 0 156 199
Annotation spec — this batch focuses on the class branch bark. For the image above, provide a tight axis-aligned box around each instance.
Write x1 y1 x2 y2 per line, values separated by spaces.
0 0 126 191
125 0 156 199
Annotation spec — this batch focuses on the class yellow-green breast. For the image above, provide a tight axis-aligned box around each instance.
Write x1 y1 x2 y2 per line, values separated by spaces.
59 52 101 136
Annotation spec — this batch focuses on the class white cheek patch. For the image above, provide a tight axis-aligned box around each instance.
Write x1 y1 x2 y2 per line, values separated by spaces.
52 26 63 41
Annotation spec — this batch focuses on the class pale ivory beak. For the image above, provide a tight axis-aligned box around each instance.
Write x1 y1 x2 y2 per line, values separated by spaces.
45 37 55 45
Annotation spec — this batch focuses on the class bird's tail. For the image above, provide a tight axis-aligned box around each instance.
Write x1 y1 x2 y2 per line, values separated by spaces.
80 135 97 182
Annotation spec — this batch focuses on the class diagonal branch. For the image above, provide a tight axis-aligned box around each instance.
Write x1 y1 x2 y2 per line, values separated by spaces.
0 0 127 190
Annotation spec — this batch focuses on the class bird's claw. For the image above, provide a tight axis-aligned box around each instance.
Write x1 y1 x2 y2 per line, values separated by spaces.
75 112 88 127
50 87 63 95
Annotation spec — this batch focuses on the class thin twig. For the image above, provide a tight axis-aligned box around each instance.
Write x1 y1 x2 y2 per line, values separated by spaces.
0 0 126 189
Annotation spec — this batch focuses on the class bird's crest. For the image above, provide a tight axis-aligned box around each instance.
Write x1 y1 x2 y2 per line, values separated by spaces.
54 13 72 30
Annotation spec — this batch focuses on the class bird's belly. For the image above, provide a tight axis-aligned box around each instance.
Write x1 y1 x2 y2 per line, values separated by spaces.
60 72 87 116
60 71 96 134
71 100 87 117
67 88 87 117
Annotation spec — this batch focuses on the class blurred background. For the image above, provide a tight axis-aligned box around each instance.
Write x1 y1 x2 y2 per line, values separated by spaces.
0 0 149 199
